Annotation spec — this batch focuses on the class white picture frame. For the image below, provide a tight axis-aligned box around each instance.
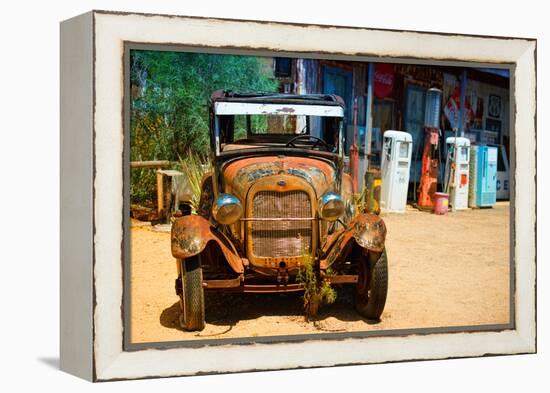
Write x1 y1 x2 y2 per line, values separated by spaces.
60 10 536 381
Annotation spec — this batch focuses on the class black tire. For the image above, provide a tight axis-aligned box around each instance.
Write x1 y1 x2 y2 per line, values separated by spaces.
355 249 388 320
179 256 205 331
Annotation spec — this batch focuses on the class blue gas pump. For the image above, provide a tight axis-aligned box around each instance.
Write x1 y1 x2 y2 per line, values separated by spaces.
475 145 498 207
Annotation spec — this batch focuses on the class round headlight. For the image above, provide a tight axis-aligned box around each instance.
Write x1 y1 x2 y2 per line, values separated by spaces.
318 192 345 221
212 193 242 225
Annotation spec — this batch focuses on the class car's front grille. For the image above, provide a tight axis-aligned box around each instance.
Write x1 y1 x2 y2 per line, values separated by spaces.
250 190 312 257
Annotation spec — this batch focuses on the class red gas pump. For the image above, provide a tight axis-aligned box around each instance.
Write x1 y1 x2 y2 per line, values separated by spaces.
417 127 440 210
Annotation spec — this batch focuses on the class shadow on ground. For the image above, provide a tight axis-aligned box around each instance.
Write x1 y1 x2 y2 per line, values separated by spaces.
160 286 380 335
37 357 59 370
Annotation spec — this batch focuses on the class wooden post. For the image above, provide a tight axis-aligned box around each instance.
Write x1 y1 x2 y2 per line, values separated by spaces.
295 58 307 133
156 170 164 215
350 98 359 193
459 69 467 138
364 62 374 173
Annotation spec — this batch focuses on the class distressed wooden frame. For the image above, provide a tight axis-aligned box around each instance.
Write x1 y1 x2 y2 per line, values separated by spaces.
60 10 536 381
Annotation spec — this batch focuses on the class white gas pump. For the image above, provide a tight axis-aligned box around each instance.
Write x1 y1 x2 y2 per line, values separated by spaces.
380 131 412 213
445 137 470 210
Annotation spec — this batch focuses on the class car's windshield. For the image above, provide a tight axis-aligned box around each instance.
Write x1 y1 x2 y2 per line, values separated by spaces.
215 112 343 155
234 114 309 137
228 114 339 137
216 113 342 153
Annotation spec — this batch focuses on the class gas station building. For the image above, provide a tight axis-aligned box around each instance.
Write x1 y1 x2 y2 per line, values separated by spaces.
269 58 511 201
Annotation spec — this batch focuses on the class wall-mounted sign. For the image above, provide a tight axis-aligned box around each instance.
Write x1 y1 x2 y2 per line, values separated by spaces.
443 85 474 130
373 63 395 99
488 94 502 118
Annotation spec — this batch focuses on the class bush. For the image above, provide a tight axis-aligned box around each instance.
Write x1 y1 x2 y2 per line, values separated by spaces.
296 252 337 318
130 50 278 203
177 151 211 213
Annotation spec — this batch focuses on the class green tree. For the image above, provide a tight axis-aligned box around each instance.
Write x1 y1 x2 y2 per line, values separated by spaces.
130 50 277 203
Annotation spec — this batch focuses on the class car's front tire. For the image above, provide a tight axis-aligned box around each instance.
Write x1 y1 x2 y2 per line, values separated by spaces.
355 249 388 320
178 256 205 331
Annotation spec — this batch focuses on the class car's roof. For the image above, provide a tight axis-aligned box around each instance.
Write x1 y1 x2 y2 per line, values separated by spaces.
210 90 345 107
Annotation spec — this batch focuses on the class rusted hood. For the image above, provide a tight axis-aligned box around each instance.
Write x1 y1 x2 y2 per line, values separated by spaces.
222 156 336 199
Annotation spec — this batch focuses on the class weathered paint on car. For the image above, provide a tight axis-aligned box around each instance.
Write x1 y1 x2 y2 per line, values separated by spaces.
222 155 337 200
170 92 387 293
171 214 244 273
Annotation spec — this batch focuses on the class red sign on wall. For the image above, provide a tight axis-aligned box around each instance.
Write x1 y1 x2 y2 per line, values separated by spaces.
373 63 395 99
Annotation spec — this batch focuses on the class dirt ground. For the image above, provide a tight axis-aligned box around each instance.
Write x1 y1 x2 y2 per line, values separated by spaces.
130 202 510 344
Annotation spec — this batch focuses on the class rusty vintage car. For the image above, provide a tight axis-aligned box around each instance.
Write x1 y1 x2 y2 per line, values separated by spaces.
171 91 388 330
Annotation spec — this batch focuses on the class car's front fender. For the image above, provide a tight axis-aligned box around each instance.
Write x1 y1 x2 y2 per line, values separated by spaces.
321 213 386 268
351 213 386 252
171 215 244 273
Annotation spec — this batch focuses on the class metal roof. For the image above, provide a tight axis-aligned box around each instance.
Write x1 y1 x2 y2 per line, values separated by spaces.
210 90 346 107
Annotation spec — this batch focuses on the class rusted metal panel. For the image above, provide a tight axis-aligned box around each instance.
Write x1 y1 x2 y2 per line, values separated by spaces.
350 213 386 252
352 213 387 251
202 277 242 289
171 215 244 273
223 155 337 200
171 215 209 257
208 283 305 293
250 190 312 258
245 175 318 269
240 217 316 221
325 274 359 284
321 213 387 268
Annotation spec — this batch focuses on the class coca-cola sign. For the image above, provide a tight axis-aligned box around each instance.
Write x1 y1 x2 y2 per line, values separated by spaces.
373 63 395 99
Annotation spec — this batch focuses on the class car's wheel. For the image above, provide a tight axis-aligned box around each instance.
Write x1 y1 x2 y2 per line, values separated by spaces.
178 255 205 331
355 249 388 320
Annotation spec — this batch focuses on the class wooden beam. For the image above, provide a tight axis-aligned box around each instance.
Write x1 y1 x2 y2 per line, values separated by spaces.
130 160 171 169
364 62 374 172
